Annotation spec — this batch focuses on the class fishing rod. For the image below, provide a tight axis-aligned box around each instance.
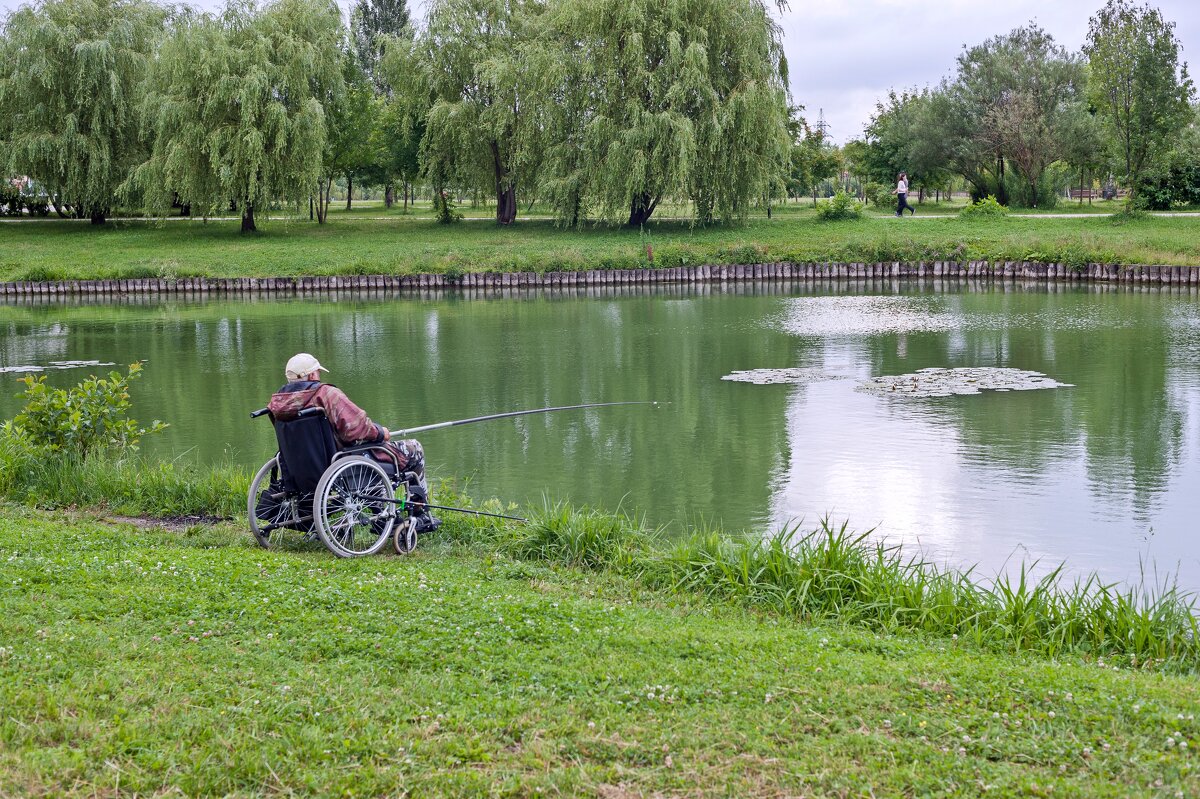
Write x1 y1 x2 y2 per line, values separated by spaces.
389 401 664 437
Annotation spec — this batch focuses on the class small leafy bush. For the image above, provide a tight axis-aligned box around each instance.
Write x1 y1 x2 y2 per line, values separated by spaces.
12 362 167 461
863 182 894 209
432 192 463 224
959 195 1009 218
815 191 864 221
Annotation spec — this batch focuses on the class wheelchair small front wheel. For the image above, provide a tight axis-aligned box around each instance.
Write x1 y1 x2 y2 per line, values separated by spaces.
314 456 396 558
248 455 302 549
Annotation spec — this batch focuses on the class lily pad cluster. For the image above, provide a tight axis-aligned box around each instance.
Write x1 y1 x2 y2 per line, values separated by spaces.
721 367 842 385
858 367 1073 398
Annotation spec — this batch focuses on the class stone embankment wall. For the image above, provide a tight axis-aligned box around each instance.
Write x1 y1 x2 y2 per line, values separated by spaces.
2 261 1199 299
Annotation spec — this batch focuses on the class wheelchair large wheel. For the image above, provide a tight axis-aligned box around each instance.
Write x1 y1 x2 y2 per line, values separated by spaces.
314 456 396 558
248 455 306 549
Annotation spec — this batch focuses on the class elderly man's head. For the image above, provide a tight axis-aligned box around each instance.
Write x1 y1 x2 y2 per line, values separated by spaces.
284 353 328 381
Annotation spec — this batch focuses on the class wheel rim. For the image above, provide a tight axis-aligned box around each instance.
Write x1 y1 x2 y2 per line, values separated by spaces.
394 517 418 554
317 459 394 556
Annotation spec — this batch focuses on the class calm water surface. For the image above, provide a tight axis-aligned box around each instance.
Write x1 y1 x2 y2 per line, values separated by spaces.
3 281 1198 590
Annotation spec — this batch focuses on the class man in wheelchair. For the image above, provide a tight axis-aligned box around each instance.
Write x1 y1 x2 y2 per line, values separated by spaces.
266 352 440 534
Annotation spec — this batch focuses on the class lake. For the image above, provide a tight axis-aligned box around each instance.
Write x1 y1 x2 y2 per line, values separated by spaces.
3 279 1198 591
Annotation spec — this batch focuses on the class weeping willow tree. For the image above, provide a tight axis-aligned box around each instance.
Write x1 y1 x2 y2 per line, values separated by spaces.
0 0 165 224
133 0 344 232
407 0 542 226
542 0 789 226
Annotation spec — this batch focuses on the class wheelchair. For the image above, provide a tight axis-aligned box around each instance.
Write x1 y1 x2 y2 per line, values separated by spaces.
247 406 422 557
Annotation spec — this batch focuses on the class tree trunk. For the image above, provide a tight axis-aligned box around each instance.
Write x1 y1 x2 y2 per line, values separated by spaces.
385 183 394 209
310 195 314 220
404 182 409 211
241 203 256 233
496 184 517 225
491 141 518 225
345 175 353 211
626 192 659 227
180 204 191 217
89 211 106 225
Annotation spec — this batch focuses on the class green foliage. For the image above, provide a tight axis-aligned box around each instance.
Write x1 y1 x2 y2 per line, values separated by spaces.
349 0 410 89
0 0 166 223
929 25 1089 207
1085 0 1195 200
960 195 1009 218
407 0 535 225
539 0 790 226
1135 110 1200 209
814 191 863 221
431 191 462 224
11 362 166 461
133 0 345 231
863 181 893 208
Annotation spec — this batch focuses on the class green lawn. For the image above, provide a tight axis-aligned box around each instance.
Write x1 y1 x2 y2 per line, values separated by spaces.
1 505 1196 797
3 206 1200 281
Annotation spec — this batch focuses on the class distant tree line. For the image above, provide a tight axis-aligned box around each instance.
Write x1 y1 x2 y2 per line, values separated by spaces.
843 0 1195 209
0 0 791 229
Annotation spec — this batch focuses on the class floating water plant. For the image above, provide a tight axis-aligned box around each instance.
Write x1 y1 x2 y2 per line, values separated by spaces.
858 367 1073 398
721 367 843 385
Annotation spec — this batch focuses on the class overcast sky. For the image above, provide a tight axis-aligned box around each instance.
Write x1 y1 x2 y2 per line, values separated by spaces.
2 0 1195 144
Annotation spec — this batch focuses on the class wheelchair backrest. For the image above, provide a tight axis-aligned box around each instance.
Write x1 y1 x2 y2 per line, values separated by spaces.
273 408 339 494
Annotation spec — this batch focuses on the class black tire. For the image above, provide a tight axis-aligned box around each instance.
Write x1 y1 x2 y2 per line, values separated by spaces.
314 456 395 558
248 456 303 549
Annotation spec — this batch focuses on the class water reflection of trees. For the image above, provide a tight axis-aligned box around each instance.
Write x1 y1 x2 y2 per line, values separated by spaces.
855 283 1196 519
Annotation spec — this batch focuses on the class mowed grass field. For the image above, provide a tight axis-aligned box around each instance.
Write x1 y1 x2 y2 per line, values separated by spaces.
3 202 1200 281
1 505 1197 797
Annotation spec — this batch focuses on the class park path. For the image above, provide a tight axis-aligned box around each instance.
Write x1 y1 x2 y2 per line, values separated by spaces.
4 212 1200 224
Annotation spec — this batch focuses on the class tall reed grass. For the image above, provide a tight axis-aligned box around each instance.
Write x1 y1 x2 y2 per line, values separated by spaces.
511 510 1200 668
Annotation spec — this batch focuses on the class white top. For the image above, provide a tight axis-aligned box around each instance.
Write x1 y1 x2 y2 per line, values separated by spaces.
897 179 908 194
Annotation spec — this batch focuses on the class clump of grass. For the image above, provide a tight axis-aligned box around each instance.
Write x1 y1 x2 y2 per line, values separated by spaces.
510 500 654 571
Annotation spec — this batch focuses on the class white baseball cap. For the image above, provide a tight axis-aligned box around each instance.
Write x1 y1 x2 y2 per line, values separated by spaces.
285 353 328 380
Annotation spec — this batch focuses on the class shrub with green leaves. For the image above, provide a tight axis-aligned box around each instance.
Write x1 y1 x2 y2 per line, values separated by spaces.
432 192 463 224
815 191 864 221
960 195 1009 217
12 362 167 461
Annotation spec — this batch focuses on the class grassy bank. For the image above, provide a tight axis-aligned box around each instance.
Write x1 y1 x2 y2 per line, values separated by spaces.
2 437 1197 667
2 504 1198 797
4 210 1200 282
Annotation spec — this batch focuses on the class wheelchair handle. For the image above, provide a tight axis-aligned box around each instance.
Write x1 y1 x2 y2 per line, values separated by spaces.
250 408 269 419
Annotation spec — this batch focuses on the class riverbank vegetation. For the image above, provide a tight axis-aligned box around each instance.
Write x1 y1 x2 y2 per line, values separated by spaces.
5 212 1200 282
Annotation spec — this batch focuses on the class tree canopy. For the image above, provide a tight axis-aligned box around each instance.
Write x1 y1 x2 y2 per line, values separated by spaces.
1085 0 1194 200
0 0 166 223
133 0 345 231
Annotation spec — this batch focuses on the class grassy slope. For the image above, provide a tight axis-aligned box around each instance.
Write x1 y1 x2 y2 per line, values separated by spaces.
3 207 1200 281
1 506 1196 798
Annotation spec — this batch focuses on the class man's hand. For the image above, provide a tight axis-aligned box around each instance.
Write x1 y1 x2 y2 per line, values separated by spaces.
382 426 391 441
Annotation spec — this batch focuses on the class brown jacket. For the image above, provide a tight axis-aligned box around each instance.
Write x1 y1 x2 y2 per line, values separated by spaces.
267 381 385 447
